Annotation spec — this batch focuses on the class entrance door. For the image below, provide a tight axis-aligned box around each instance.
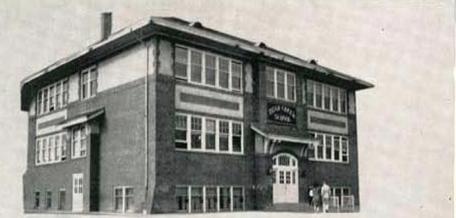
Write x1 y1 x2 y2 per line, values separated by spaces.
272 153 299 203
72 173 83 212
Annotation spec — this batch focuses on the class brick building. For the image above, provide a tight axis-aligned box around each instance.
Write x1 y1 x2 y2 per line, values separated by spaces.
20 13 373 214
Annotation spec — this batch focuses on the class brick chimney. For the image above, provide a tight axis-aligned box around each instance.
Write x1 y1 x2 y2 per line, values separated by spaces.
101 12 112 40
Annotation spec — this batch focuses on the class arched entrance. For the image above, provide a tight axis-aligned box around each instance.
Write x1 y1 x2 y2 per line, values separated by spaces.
272 153 299 204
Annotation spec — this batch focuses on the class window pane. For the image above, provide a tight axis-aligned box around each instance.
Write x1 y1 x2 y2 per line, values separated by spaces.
175 47 188 78
190 51 202 83
324 86 331 110
191 117 202 149
35 192 40 208
191 187 203 212
286 73 295 101
205 54 216 86
176 187 188 212
205 187 217 212
316 134 323 159
306 80 314 106
325 135 332 160
276 71 285 99
205 119 216 150
219 58 229 88
340 89 347 113
266 67 275 97
231 61 242 91
315 83 322 108
232 123 242 152
90 70 98 97
219 187 231 211
334 136 340 161
62 80 68 105
219 121 229 151
175 115 187 149
233 187 244 210
342 138 348 162
332 88 339 112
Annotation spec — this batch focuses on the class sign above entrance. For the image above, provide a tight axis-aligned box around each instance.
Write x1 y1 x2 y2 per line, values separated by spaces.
267 103 296 124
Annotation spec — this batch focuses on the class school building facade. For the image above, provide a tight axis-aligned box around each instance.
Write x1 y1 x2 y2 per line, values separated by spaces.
20 13 373 214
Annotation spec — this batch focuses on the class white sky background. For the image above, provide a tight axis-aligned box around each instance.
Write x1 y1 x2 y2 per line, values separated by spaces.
0 0 454 218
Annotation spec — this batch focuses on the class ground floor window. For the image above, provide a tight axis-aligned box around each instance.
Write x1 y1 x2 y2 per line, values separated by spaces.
331 186 352 207
176 185 244 213
34 191 40 209
45 191 52 209
114 186 134 213
58 189 66 210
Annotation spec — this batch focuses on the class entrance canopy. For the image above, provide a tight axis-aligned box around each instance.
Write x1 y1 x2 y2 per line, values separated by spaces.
251 124 317 157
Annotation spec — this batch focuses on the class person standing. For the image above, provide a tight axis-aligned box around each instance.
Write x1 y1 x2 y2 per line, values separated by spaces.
321 181 331 213
311 185 320 212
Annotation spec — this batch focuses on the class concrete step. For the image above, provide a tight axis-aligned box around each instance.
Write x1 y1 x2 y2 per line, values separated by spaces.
265 203 314 212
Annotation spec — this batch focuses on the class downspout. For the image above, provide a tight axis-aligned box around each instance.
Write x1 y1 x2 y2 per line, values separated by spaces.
131 28 151 214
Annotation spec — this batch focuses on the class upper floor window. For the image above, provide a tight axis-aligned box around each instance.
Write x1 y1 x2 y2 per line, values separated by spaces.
35 132 67 166
36 78 69 115
308 132 349 163
80 66 97 100
306 80 346 114
174 113 243 154
71 125 88 159
266 67 296 102
174 45 242 92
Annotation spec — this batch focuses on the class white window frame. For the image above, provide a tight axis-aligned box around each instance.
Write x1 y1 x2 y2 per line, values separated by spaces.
175 113 243 155
178 185 244 213
331 186 352 206
80 65 97 100
306 80 347 114
113 186 134 213
308 131 349 163
71 125 88 159
36 78 69 115
266 67 296 102
35 132 67 166
174 45 243 93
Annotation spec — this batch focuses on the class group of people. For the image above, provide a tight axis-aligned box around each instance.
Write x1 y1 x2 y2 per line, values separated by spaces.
308 181 331 213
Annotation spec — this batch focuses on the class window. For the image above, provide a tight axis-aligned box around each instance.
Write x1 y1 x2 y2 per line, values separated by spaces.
175 113 243 154
191 187 203 212
341 137 349 163
219 121 229 152
72 125 87 159
62 80 69 105
58 189 66 210
190 50 203 83
175 46 188 79
219 187 231 211
48 137 54 162
331 186 352 207
287 73 296 101
266 67 296 101
309 132 348 163
266 67 275 97
205 54 216 86
49 85 55 111
43 89 48 112
231 61 242 91
232 123 242 152
46 191 52 209
175 115 188 149
191 117 202 149
219 58 230 89
35 140 41 164
80 66 97 100
114 187 134 213
55 83 61 109
61 134 67 161
37 91 42 114
174 45 242 92
205 187 217 212
332 87 339 111
205 119 216 150
307 80 347 114
306 80 314 105
233 187 244 211
176 187 188 212
276 71 285 99
316 134 324 159
175 186 244 213
34 191 40 209
325 135 332 160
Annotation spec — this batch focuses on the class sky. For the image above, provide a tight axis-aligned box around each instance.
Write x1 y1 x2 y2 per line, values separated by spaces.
0 0 454 218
